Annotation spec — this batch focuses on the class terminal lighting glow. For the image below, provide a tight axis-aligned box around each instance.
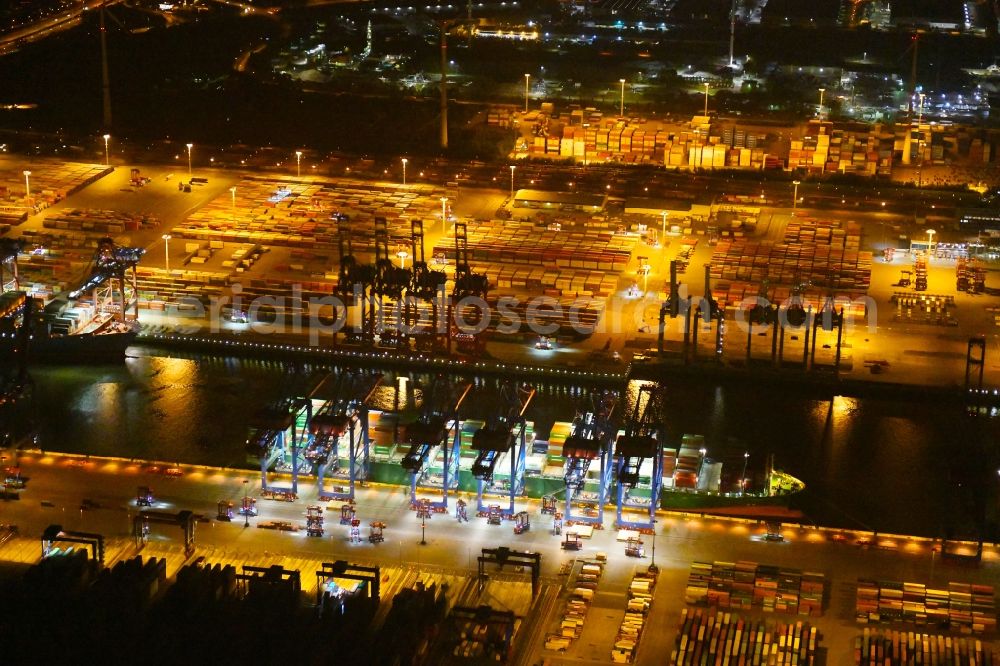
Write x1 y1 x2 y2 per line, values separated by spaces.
268 187 293 204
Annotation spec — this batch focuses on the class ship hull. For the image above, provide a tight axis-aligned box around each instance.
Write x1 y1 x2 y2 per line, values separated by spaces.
365 461 799 510
28 330 138 364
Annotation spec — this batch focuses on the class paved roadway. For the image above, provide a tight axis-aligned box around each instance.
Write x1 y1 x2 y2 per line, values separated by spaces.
3 450 1000 664
0 1 125 56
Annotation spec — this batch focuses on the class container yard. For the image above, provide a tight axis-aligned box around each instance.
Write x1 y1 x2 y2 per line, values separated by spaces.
685 561 826 616
2 450 1000 665
856 579 997 634
0 159 111 228
854 629 999 665
507 107 1000 178
670 609 820 665
0 152 998 388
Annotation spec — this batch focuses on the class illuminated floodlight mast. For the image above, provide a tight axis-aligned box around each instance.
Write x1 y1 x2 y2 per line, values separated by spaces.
22 170 30 198
162 234 172 273
186 143 193 177
102 134 111 166
619 78 626 117
401 157 408 186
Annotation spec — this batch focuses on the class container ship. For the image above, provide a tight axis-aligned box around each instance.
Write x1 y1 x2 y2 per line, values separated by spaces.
1 238 144 364
249 385 804 515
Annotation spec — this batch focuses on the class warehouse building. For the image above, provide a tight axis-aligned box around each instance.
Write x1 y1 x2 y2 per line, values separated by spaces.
512 189 607 212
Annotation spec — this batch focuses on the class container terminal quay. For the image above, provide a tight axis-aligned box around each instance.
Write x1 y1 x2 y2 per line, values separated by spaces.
0 447 997 665
3 152 1000 396
2 152 1000 664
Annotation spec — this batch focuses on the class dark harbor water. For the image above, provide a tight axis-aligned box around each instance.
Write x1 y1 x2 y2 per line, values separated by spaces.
14 346 999 539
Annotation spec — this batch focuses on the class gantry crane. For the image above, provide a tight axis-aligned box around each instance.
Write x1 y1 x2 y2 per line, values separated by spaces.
64 237 144 327
400 376 472 510
450 221 490 355
1 241 29 389
335 214 373 346
306 372 383 502
614 383 665 531
369 216 410 349
563 390 618 527
246 389 312 496
0 239 20 294
406 220 448 353
0 291 32 405
471 382 536 518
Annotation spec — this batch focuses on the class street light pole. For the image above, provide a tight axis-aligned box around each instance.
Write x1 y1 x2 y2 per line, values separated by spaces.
648 528 658 573
704 82 710 116
162 234 171 273
619 78 626 117
102 134 110 166
524 73 531 113
792 180 801 215
229 187 237 223
295 150 302 178
243 479 249 528
420 513 427 545
509 165 516 199
401 158 408 186
818 88 825 117
661 210 668 243
741 452 749 497
441 196 449 229
186 143 193 178
22 170 30 198
927 229 935 254
917 92 926 125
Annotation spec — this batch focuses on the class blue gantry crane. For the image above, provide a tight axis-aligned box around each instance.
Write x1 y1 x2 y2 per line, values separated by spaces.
246 392 312 496
471 382 536 518
306 372 383 502
400 376 471 510
562 390 618 526
66 237 144 324
614 383 665 531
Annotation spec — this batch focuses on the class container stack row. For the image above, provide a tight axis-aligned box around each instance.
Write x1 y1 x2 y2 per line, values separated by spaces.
174 177 442 252
671 608 819 666
610 571 657 664
516 109 772 168
0 161 110 220
42 208 160 235
435 219 635 297
134 266 339 317
454 293 605 336
709 282 870 321
544 559 604 652
854 628 997 665
956 258 986 294
685 561 825 617
856 579 996 634
454 220 633 265
914 254 928 292
790 121 892 175
711 222 872 293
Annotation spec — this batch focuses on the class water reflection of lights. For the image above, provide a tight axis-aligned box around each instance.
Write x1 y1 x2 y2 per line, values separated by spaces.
832 395 859 417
